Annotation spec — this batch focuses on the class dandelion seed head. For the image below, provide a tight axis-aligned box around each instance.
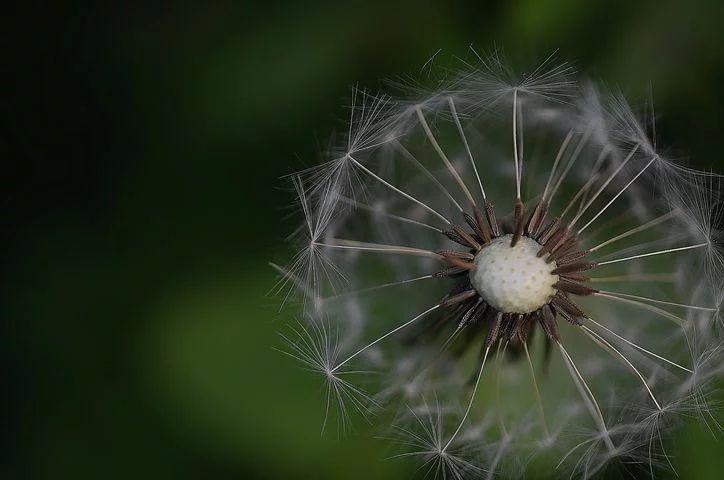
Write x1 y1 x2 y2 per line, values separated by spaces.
274 50 723 478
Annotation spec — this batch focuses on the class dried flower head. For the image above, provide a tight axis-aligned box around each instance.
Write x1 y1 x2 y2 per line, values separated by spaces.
274 50 723 479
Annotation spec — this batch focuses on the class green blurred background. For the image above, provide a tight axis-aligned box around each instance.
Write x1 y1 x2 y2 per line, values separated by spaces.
4 1 723 478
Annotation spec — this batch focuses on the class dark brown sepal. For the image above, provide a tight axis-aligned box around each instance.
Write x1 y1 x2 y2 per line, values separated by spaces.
538 304 560 341
558 294 590 317
517 313 536 342
464 212 488 245
511 198 526 247
537 226 570 257
554 279 598 296
473 205 492 244
552 261 597 275
443 227 471 248
547 236 579 263
485 311 503 348
500 313 518 340
485 202 500 237
440 254 477 271
526 201 549 237
441 289 477 307
433 266 466 278
437 250 474 260
556 249 591 266
459 300 486 328
537 217 561 243
455 225 481 250
551 292 588 324
560 272 590 282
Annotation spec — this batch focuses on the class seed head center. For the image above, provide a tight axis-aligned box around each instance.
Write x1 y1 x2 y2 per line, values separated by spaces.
470 234 558 314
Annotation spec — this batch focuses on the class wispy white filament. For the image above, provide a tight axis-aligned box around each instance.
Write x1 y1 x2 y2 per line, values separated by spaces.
548 124 595 203
449 97 486 200
315 238 440 258
589 273 676 283
416 106 477 206
589 211 676 252
331 304 440 373
570 144 639 228
512 89 521 200
523 341 550 437
597 243 707 266
586 317 692 373
597 290 716 312
594 292 685 325
541 130 574 201
558 343 615 451
443 346 491 451
560 145 610 217
578 154 657 234
581 325 662 410
348 155 451 224
337 195 444 233
325 274 434 301
393 140 464 213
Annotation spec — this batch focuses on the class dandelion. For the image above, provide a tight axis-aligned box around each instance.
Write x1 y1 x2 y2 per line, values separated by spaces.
275 50 723 478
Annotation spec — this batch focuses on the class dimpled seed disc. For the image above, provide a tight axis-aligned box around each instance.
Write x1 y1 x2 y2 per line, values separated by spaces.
470 234 558 314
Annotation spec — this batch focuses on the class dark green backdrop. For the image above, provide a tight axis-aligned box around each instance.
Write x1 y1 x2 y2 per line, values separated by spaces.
4 1 723 478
